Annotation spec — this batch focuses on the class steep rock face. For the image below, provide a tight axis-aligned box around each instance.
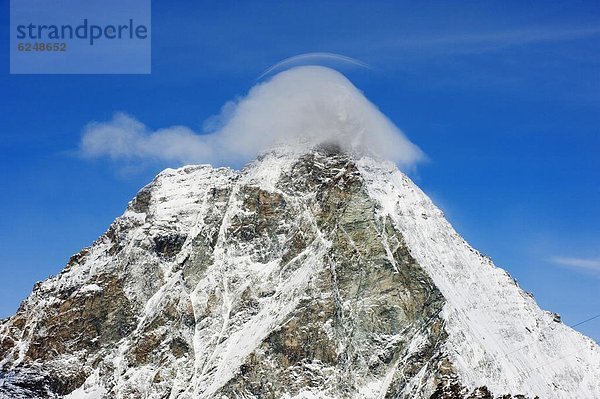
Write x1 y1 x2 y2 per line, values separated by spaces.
213 150 447 398
0 147 599 399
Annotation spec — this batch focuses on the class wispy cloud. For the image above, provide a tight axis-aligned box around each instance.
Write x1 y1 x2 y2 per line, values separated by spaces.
347 23 600 96
370 25 600 57
257 52 371 80
548 256 600 276
388 27 600 50
80 66 424 169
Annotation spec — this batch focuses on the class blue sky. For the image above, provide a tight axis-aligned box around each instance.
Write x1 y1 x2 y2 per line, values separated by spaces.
1 0 599 342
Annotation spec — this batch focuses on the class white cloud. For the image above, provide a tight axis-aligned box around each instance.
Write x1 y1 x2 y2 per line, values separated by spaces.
80 66 424 168
81 113 212 163
549 256 600 276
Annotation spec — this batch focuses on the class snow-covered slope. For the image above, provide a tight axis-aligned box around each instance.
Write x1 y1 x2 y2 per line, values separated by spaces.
357 157 600 398
0 146 599 399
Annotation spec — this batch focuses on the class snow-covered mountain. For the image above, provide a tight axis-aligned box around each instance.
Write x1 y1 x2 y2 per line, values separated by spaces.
1 144 599 398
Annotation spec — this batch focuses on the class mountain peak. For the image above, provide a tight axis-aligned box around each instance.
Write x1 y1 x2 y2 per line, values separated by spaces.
1 151 599 398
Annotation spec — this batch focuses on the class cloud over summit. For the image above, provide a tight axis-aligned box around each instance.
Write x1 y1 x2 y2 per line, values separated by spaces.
80 66 424 167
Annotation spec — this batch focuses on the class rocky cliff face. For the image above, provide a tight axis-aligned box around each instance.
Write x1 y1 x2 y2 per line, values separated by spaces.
1 146 599 399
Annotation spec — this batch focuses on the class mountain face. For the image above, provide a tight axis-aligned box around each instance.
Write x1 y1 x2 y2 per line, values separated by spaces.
1 145 599 399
